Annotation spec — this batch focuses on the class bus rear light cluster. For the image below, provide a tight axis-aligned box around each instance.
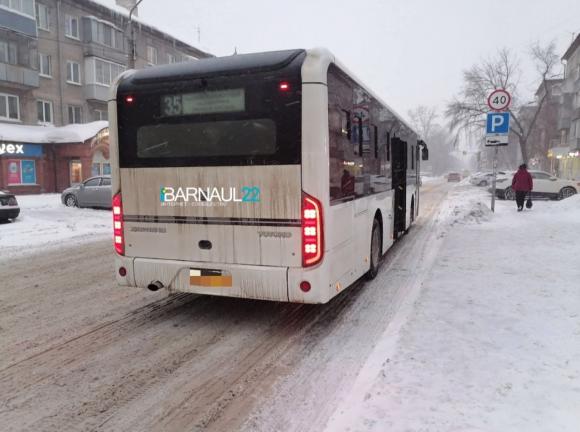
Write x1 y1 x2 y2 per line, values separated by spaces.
113 193 124 255
302 192 323 267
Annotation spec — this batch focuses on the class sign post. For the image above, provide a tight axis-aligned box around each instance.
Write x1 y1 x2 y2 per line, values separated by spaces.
485 89 511 212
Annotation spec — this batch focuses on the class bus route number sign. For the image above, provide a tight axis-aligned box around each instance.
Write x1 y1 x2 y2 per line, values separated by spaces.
487 89 511 111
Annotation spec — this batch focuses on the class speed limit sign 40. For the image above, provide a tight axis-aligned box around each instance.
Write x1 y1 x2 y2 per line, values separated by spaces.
487 89 511 111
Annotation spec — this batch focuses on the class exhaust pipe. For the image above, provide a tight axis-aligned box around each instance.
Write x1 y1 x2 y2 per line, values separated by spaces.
147 281 164 292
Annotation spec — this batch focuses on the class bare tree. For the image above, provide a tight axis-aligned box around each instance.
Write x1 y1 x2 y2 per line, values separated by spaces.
445 42 559 163
408 105 438 141
409 105 458 174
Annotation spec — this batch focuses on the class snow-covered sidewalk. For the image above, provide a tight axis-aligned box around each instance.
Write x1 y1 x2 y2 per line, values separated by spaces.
327 185 580 432
0 194 111 261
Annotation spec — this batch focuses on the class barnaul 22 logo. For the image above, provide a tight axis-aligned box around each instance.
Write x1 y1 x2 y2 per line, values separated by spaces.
160 186 260 206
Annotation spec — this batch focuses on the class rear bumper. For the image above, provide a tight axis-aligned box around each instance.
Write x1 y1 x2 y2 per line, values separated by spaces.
116 255 290 302
114 255 333 303
0 207 20 219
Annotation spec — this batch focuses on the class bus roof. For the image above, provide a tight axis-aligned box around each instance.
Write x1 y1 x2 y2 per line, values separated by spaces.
302 48 417 136
122 49 305 85
115 47 417 137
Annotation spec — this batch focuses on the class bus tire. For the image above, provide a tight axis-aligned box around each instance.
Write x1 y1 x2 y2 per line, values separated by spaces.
365 218 382 281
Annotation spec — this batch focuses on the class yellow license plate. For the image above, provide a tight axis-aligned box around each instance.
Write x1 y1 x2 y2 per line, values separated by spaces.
189 269 232 288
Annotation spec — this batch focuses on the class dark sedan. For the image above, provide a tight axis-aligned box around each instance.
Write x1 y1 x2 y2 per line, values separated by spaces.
61 176 112 209
0 190 20 221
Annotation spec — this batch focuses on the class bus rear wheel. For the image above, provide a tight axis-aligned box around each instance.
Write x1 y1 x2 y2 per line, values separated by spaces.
365 218 382 281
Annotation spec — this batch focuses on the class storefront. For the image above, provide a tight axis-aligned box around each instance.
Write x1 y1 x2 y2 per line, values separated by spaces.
0 121 109 194
0 143 44 194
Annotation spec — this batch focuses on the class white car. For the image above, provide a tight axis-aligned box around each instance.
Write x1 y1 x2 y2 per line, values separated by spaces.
470 171 507 187
495 170 579 200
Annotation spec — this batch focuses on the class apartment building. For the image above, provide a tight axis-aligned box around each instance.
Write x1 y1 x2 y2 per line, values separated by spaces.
0 0 211 193
0 0 210 126
556 34 580 179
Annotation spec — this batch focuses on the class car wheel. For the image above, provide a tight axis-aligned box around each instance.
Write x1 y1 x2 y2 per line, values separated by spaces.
365 218 382 281
503 187 515 200
65 194 78 207
479 180 488 187
559 187 577 200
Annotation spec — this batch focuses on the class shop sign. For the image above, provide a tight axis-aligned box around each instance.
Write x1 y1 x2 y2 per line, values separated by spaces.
0 143 43 157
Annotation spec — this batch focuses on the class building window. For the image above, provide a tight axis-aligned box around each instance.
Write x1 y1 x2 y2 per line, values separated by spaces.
574 119 580 139
70 160 82 184
167 53 177 64
94 58 125 86
0 40 17 64
67 105 82 124
147 46 157 65
65 15 80 39
6 159 36 185
0 93 19 120
1 0 34 17
93 20 122 50
66 61 81 84
37 99 53 124
182 54 197 62
38 53 52 77
94 109 108 121
35 2 50 31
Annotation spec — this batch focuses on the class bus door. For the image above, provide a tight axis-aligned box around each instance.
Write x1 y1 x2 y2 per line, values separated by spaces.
391 137 407 239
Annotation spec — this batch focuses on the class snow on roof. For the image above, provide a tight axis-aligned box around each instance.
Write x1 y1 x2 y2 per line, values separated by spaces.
0 121 108 144
89 0 213 56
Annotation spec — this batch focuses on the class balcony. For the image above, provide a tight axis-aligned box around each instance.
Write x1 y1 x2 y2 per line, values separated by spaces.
557 115 571 131
0 62 39 88
83 42 127 65
0 8 37 38
84 84 110 102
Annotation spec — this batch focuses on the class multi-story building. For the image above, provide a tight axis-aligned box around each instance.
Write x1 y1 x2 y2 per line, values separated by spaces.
529 78 563 172
556 34 580 179
0 0 211 193
1 0 210 127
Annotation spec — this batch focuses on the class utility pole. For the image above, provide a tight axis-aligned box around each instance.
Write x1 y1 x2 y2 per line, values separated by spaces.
127 0 144 69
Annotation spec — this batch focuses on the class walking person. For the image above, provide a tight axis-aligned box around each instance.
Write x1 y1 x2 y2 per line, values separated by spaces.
511 163 533 211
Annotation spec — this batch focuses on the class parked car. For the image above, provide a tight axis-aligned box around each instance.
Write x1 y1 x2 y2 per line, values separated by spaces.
495 170 579 200
61 176 112 209
469 171 507 187
0 190 20 221
447 172 461 182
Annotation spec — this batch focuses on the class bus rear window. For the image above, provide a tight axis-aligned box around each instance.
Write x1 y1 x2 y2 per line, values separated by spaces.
117 76 301 168
137 119 276 158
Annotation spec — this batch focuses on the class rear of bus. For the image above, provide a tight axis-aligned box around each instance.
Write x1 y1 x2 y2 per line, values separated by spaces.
110 49 328 303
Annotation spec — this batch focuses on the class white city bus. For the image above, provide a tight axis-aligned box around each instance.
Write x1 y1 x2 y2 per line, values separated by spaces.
109 48 428 304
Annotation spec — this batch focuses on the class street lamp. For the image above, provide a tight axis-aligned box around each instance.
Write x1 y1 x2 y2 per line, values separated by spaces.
127 0 144 69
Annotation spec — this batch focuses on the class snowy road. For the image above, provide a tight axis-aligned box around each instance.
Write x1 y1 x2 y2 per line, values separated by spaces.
0 180 451 432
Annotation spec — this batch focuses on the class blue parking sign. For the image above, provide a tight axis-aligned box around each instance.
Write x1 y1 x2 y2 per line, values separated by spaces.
486 112 510 134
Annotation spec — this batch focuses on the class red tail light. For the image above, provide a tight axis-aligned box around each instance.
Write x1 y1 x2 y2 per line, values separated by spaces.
112 193 124 255
302 192 323 267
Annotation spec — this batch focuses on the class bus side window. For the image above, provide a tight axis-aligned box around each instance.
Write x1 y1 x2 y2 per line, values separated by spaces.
341 109 351 139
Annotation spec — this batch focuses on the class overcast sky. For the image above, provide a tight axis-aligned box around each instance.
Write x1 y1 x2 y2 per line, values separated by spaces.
101 0 580 123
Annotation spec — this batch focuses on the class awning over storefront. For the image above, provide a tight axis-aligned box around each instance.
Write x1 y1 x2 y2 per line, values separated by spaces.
0 121 108 145
547 146 572 159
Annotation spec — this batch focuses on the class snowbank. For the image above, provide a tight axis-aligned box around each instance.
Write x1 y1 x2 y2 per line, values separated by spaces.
326 185 580 432
0 194 111 261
